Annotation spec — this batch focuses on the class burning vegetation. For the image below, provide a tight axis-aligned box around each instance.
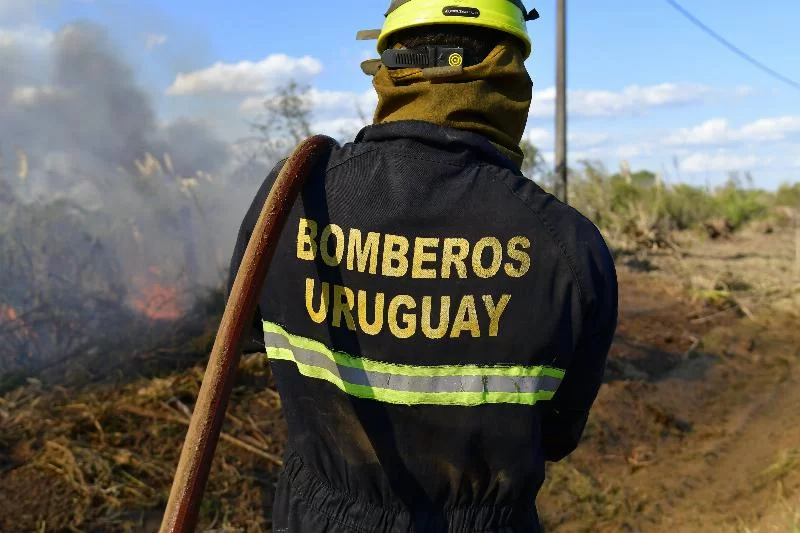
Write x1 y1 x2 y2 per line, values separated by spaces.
130 273 185 322
0 23 278 382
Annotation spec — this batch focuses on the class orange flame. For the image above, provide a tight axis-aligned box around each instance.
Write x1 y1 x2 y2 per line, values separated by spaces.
130 282 183 321
1 305 33 338
3 306 18 322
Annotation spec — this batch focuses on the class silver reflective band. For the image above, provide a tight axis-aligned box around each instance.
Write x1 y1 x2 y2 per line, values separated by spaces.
262 322 564 406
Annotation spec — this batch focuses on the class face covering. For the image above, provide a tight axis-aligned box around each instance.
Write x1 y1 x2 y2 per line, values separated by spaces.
372 40 533 167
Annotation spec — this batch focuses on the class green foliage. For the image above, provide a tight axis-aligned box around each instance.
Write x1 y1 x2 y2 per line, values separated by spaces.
776 182 800 207
662 184 717 230
567 161 666 236
628 170 658 188
712 175 769 230
520 138 547 181
566 164 784 238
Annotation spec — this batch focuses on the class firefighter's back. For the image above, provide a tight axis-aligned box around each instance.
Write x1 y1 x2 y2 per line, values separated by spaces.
237 120 616 532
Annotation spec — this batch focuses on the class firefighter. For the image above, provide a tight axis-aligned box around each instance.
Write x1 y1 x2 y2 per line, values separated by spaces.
228 1 618 531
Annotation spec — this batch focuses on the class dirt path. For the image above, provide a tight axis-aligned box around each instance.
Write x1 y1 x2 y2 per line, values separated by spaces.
661 364 800 532
538 234 800 533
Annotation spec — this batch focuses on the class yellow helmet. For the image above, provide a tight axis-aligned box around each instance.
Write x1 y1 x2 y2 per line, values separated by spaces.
358 0 539 60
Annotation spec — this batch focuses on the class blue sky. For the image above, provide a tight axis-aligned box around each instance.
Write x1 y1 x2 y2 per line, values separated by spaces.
2 0 798 189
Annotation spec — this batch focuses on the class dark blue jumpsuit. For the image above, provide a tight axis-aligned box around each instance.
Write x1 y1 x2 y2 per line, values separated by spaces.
228 120 618 532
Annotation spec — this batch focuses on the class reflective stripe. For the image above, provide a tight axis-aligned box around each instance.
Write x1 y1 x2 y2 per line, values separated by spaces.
262 321 564 406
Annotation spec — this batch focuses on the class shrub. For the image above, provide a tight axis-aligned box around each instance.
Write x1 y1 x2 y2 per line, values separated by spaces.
662 184 716 230
776 182 800 207
712 178 769 230
564 165 781 238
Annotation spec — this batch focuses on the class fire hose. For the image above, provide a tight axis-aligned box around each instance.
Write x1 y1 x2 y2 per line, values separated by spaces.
159 134 339 533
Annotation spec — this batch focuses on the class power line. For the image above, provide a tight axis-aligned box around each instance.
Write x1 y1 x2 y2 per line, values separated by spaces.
664 0 800 93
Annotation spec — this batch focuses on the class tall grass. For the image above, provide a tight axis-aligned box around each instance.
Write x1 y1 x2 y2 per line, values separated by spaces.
545 162 795 239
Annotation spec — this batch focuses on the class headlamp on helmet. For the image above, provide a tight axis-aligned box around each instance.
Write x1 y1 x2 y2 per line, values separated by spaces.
357 0 539 76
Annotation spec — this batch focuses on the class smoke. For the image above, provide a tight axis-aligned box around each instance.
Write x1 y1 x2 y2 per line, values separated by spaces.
1 23 238 186
0 21 273 370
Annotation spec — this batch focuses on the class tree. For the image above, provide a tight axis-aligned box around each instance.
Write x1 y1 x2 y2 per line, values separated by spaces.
520 138 549 184
250 80 314 161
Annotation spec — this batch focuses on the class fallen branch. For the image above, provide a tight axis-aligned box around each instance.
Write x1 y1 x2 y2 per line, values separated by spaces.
729 295 760 324
246 414 271 448
690 305 736 325
116 404 283 467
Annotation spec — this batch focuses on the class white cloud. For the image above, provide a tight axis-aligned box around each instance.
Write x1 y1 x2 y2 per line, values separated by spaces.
240 88 377 122
312 117 370 138
144 33 167 49
309 88 377 113
664 118 731 145
0 24 54 48
579 83 711 114
530 87 555 117
238 87 375 140
523 127 551 145
615 142 654 159
234 81 719 123
531 83 713 118
540 147 613 166
239 95 264 114
680 151 764 173
523 129 611 150
664 116 800 146
569 131 611 148
738 116 800 142
166 54 323 95
10 85 71 105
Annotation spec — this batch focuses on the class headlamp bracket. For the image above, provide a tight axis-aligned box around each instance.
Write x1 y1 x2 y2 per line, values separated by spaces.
381 46 465 69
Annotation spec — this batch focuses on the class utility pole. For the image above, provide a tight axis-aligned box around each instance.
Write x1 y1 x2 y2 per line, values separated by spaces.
555 0 568 203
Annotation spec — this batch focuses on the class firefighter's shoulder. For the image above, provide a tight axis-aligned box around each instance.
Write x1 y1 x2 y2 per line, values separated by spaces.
497 177 617 309
548 199 618 312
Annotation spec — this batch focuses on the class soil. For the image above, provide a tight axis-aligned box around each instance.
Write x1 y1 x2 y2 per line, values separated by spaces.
1 225 799 532
538 225 800 533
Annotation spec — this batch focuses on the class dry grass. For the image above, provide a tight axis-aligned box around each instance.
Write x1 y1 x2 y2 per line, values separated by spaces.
755 450 800 492
0 351 286 532
539 460 651 531
731 450 800 533
734 487 800 533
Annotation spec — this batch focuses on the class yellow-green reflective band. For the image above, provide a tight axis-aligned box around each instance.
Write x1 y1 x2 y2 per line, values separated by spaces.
263 321 564 406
